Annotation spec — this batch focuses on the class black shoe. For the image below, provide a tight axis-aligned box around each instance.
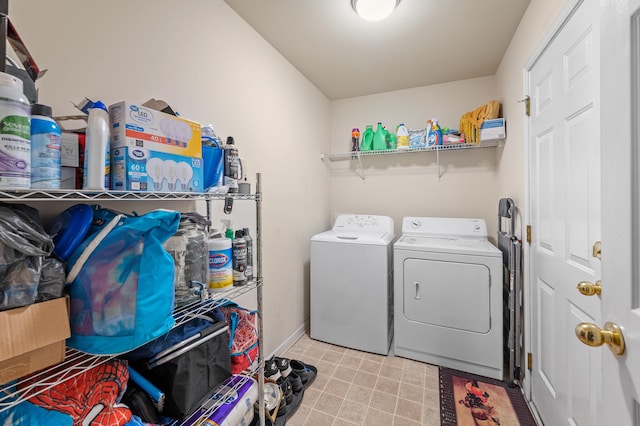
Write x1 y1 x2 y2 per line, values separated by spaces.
274 356 293 378
287 370 304 395
289 359 317 389
264 358 282 381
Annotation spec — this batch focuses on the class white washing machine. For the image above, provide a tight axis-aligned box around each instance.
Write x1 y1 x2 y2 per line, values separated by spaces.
393 217 503 380
310 214 395 355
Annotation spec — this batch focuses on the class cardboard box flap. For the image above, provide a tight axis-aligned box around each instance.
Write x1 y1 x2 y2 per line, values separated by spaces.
0 297 70 362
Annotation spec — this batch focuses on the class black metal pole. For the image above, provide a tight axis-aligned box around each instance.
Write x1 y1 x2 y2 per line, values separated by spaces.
0 0 7 73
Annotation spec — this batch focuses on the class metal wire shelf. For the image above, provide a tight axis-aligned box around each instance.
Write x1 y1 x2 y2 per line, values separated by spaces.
0 189 260 202
0 282 260 414
321 139 502 180
0 174 265 424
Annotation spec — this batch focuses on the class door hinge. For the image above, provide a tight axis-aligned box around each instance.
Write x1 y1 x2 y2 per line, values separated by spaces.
519 95 530 117
526 225 531 243
528 352 533 370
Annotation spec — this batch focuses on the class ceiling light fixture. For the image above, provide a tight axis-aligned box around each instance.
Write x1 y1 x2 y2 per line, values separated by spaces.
351 0 400 22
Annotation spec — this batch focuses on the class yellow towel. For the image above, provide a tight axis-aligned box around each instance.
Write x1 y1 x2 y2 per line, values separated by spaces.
460 100 501 144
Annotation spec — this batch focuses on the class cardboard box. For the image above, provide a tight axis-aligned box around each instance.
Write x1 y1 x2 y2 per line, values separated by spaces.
61 133 80 167
109 102 203 192
480 118 506 141
0 297 70 384
109 101 202 158
60 132 85 189
60 167 76 189
111 147 204 192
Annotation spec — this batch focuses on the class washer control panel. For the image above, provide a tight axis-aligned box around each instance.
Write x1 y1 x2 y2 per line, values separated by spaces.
333 214 394 233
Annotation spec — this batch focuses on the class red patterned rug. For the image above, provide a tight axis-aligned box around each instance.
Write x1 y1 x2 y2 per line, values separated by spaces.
439 367 537 426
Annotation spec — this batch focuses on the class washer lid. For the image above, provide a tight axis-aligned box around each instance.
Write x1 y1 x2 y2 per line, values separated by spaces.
312 229 394 245
394 235 501 257
311 214 395 244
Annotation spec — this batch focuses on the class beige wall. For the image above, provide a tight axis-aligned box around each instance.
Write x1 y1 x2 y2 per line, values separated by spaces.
329 76 502 240
8 0 572 356
10 0 331 355
495 0 570 237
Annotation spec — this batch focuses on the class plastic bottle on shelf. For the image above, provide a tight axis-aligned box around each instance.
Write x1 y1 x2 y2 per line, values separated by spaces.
386 128 397 150
0 72 30 189
232 229 247 286
30 104 61 189
427 119 443 147
351 128 360 153
83 101 110 190
164 214 209 305
373 122 386 150
223 136 241 193
396 124 410 150
243 227 253 282
360 125 374 151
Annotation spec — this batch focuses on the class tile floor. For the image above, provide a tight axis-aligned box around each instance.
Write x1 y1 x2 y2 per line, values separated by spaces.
281 333 441 426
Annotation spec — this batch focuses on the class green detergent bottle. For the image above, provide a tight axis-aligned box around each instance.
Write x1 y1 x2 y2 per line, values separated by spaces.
388 131 397 150
373 122 386 150
360 124 374 151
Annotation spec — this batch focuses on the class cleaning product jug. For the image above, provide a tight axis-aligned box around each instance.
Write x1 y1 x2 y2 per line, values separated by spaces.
396 124 409 150
30 103 61 189
360 125 374 151
373 122 386 150
428 119 443 147
387 128 397 150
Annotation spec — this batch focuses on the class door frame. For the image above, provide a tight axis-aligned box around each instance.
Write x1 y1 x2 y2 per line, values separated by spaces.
522 0 584 405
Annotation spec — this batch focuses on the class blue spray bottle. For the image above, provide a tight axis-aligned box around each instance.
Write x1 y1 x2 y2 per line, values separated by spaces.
427 118 443 146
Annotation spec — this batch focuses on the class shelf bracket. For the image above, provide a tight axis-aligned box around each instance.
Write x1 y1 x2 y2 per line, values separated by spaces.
355 152 365 181
437 147 441 180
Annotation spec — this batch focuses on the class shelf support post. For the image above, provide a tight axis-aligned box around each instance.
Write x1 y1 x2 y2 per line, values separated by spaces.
0 0 7 73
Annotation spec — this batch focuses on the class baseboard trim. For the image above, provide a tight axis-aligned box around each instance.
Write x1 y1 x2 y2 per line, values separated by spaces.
268 320 309 359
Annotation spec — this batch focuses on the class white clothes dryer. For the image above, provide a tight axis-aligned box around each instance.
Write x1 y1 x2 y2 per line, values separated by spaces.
393 217 503 380
311 215 394 355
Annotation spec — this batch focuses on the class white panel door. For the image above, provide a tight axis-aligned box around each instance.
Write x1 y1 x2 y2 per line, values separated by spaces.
598 0 640 424
528 0 601 424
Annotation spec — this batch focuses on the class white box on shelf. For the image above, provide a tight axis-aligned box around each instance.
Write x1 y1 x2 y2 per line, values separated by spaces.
480 118 506 141
61 133 81 167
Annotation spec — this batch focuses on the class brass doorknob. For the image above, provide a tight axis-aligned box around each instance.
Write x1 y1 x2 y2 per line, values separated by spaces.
575 322 625 355
577 280 601 296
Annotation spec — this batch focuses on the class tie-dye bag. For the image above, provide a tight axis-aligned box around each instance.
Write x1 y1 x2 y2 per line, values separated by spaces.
65 206 180 355
218 300 259 374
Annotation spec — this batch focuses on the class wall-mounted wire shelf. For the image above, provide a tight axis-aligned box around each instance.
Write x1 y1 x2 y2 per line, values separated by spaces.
320 139 500 161
321 139 502 180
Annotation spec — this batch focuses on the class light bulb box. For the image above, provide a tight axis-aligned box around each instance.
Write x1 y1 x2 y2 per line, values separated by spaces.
109 101 204 192
111 147 204 192
480 118 506 141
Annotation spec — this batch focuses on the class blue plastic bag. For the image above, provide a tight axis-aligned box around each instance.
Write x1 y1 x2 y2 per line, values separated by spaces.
65 206 180 355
